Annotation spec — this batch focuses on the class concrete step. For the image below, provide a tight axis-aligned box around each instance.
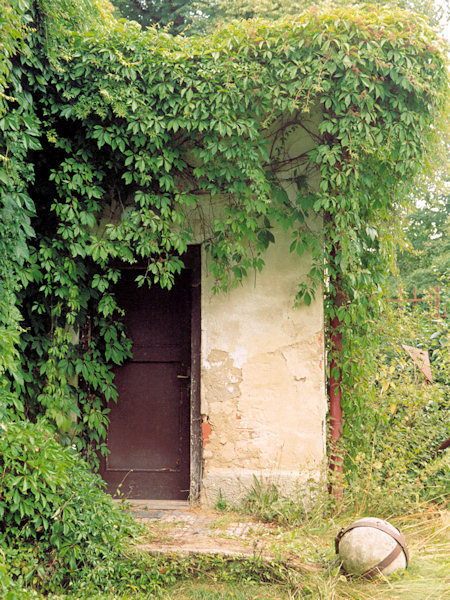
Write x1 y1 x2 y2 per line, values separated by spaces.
115 499 190 517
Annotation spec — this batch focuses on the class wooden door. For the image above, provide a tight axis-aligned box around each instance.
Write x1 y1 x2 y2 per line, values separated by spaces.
100 261 197 500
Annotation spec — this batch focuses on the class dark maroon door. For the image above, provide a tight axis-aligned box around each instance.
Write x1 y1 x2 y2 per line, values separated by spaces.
100 267 192 499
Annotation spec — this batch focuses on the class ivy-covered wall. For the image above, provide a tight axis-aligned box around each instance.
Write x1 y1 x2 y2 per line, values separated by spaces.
0 0 447 496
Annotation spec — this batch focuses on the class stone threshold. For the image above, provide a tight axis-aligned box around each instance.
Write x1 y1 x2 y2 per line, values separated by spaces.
114 499 190 518
115 499 190 510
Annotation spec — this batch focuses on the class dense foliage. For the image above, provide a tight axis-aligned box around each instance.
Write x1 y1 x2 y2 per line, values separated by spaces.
0 419 141 594
0 0 39 390
342 300 449 509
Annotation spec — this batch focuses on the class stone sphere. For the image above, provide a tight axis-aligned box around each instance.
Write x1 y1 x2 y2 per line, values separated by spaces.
336 517 409 577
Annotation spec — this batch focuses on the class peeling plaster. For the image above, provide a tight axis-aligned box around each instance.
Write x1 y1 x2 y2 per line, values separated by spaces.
199 213 326 505
230 346 248 369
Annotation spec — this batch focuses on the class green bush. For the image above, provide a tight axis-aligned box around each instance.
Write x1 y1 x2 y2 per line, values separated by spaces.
0 419 140 593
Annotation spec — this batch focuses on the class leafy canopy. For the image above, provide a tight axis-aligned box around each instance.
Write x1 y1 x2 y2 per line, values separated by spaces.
109 0 449 34
395 162 449 297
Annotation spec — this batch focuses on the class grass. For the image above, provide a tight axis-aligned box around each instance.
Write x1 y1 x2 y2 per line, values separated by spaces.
158 504 449 600
162 582 289 599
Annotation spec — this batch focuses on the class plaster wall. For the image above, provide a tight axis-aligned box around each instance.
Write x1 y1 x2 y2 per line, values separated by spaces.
199 233 327 505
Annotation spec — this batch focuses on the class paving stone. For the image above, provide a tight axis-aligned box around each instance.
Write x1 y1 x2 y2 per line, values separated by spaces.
131 510 165 519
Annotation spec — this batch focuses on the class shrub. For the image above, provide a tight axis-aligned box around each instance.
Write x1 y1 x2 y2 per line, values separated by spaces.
0 418 139 593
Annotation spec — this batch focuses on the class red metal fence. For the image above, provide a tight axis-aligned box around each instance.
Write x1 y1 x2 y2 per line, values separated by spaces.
391 285 446 318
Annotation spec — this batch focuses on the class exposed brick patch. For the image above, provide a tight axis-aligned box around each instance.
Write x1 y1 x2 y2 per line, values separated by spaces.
202 418 212 446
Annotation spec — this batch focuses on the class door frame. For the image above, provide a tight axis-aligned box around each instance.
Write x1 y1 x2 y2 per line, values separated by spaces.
183 245 202 502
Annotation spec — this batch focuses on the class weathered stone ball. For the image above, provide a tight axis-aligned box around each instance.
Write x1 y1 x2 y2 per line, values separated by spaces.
336 517 409 577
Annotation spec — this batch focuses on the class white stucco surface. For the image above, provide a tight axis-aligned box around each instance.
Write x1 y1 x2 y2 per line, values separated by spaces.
199 231 326 505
